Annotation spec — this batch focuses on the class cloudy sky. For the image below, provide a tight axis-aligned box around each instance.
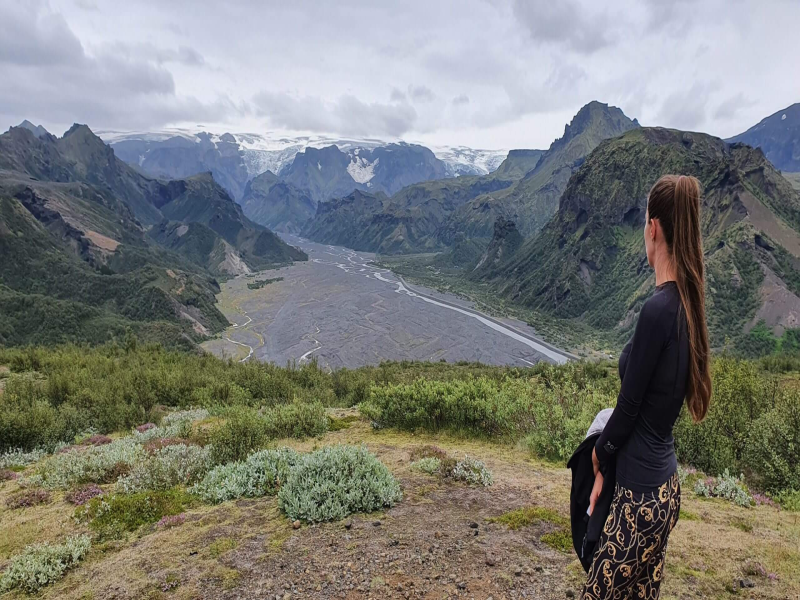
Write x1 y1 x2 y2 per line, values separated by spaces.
1 0 798 149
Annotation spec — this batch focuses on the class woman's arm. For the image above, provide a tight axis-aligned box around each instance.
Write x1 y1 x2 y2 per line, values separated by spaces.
594 297 668 465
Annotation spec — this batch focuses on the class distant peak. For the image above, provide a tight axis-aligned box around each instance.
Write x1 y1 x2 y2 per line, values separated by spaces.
15 120 49 138
554 101 637 148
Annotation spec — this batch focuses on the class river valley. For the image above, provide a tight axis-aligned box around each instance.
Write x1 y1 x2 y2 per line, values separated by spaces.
201 237 572 368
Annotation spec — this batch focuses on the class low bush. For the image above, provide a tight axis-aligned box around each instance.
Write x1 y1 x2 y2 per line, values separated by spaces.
409 445 448 462
27 438 146 489
65 483 104 505
116 444 212 493
81 434 112 447
1 469 19 482
278 445 402 523
263 401 329 439
410 457 441 475
0 534 91 593
0 447 46 469
6 488 50 509
742 391 800 493
451 456 493 487
694 470 753 507
208 406 270 465
157 513 186 529
190 447 300 504
774 490 800 512
76 488 194 539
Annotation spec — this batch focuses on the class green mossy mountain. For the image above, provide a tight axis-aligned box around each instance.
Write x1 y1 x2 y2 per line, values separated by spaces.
240 170 316 233
479 127 800 351
0 124 305 347
728 102 800 172
441 102 639 247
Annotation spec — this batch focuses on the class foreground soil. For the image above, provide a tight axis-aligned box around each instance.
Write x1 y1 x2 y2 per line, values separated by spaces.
1 416 799 600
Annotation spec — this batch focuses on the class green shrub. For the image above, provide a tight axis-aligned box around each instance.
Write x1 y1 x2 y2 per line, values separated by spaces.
278 445 402 523
742 391 800 493
775 490 800 512
27 438 146 489
76 488 194 539
675 356 776 476
208 406 270 465
0 534 91 593
116 444 212 493
263 401 329 439
190 447 300 504
0 448 46 469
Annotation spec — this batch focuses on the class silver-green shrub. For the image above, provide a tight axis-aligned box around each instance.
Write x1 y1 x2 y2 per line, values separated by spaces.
116 444 212 493
278 445 402 523
410 457 441 475
25 438 145 489
0 534 91 593
190 447 300 504
451 455 493 487
694 469 752 507
0 448 46 469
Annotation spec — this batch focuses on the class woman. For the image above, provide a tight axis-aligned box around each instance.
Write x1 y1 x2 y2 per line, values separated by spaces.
582 175 712 599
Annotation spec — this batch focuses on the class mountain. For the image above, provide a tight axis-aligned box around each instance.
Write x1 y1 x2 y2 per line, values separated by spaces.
440 102 639 247
15 120 49 139
479 127 800 351
302 102 636 257
240 170 316 233
111 132 250 201
0 124 305 346
471 217 523 277
728 103 800 172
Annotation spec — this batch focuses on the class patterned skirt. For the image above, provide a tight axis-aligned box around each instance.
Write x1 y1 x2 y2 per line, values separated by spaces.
582 471 681 599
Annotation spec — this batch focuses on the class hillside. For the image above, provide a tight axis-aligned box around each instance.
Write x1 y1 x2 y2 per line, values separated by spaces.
0 124 305 346
479 127 800 352
440 102 639 247
239 170 316 233
728 102 800 172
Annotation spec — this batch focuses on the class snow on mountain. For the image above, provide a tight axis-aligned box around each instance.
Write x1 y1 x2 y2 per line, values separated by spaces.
97 128 508 179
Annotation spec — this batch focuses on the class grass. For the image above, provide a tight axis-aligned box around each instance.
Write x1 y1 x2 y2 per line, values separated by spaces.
208 537 237 558
486 506 568 530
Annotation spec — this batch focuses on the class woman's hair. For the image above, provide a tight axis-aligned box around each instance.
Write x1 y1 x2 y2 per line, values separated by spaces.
647 174 712 422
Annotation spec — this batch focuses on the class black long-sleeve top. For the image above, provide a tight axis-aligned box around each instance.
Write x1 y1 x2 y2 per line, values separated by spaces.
595 281 689 492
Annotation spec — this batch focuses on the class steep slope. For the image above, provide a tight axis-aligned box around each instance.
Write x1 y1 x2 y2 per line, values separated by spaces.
481 127 800 351
442 102 639 245
279 145 364 204
488 149 544 180
471 217 524 277
728 103 800 172
240 170 316 233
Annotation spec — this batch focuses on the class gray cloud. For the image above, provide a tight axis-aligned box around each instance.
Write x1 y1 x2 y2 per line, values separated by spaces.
452 94 470 106
511 0 614 54
389 87 406 102
0 1 237 131
408 85 435 103
253 92 417 138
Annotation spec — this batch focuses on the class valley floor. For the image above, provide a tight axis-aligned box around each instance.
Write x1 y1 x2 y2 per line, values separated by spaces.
202 238 570 368
2 414 798 600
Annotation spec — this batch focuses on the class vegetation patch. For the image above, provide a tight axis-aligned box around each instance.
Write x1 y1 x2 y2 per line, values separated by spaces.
278 445 402 523
541 529 573 553
0 534 91 593
116 444 212 493
328 414 361 431
65 483 104 506
247 277 284 290
6 488 51 509
76 487 195 540
208 537 237 558
694 470 753 507
410 457 441 475
191 447 300 504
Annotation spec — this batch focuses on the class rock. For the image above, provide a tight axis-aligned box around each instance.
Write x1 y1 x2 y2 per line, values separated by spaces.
292 520 301 529
344 520 353 530
514 567 522 576
739 578 755 589
485 554 497 567
566 590 575 598
457 581 467 590
373 520 382 527
469 522 479 529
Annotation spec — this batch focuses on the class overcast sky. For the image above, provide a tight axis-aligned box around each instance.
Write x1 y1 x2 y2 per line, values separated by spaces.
1 0 798 149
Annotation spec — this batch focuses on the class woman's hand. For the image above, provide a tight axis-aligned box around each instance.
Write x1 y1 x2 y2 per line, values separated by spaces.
589 471 604 516
592 446 600 476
